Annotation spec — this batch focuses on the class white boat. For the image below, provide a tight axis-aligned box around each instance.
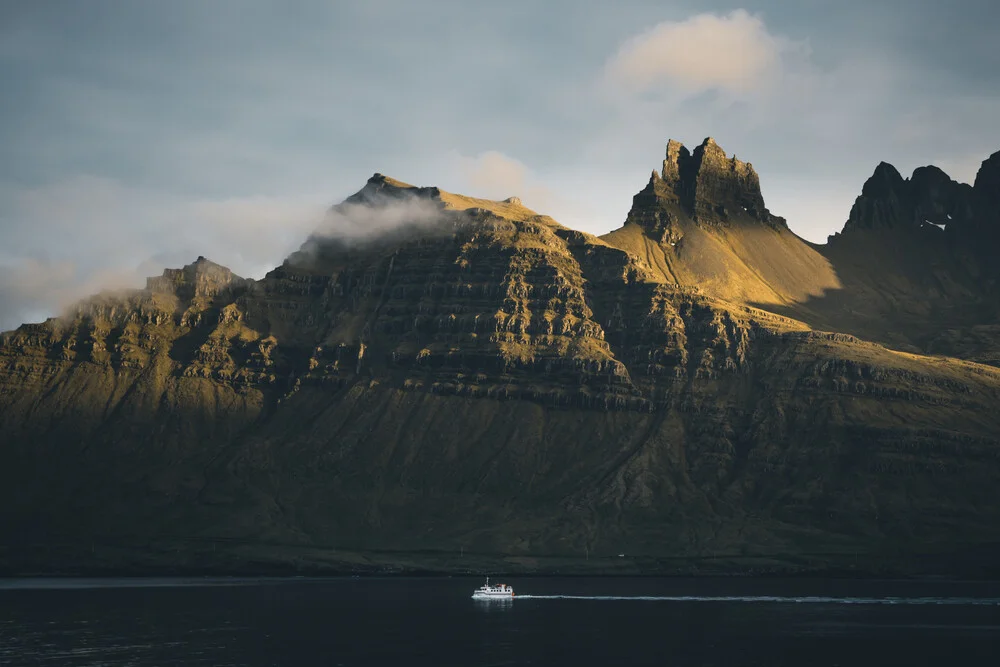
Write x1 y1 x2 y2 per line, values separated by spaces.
471 576 514 599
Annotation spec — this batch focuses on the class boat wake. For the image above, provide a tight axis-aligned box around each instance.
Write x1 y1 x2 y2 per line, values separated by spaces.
512 595 1000 606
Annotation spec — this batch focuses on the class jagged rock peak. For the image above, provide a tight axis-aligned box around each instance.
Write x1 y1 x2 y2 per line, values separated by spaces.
332 174 546 229
628 136 785 237
146 257 247 300
974 150 1000 207
679 137 776 225
861 162 907 198
688 138 767 218
662 139 690 183
840 159 978 236
343 173 443 208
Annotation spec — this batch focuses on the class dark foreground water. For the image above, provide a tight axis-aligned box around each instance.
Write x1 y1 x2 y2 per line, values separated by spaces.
2 576 1000 666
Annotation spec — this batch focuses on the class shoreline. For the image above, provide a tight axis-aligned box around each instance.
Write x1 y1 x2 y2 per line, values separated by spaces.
5 537 1000 581
4 554 1000 582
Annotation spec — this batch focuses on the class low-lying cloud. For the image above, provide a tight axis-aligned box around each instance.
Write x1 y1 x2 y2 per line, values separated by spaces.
288 191 456 268
0 257 168 331
0 176 332 331
0 176 481 331
316 197 446 239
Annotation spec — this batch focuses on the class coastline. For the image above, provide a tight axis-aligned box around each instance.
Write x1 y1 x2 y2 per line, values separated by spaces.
4 541 1000 581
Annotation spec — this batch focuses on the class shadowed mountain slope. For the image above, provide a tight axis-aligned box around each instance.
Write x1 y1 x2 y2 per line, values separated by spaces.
2 149 1000 577
602 138 1000 364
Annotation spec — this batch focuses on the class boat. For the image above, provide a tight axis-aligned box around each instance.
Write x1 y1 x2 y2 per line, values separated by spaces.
471 576 514 599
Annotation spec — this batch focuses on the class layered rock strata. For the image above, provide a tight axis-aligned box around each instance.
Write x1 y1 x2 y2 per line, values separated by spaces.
2 145 1000 577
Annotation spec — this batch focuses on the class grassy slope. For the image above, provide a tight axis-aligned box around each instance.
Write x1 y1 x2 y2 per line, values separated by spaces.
602 221 841 306
601 216 998 361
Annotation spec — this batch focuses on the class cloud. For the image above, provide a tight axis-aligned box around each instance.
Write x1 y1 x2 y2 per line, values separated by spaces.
0 177 332 331
0 258 79 329
462 151 533 198
0 257 166 331
591 9 1000 243
3 1 1000 329
316 197 447 240
603 10 799 96
288 193 452 269
448 150 605 231
456 151 555 209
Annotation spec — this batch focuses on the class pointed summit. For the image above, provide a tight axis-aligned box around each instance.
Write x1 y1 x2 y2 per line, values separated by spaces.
146 257 247 301
840 160 977 235
686 137 775 225
862 162 906 198
662 139 690 184
974 150 1000 208
842 162 911 233
625 137 785 240
341 173 443 209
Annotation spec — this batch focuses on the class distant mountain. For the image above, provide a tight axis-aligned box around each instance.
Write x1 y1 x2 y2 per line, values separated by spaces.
820 150 1000 364
2 140 1000 578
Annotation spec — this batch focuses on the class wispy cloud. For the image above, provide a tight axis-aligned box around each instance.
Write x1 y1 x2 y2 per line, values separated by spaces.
0 177 331 331
0 257 173 329
316 196 447 240
288 193 452 269
455 151 554 209
446 150 606 231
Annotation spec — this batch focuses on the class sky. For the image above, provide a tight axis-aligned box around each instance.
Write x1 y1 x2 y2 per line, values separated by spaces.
2 0 999 330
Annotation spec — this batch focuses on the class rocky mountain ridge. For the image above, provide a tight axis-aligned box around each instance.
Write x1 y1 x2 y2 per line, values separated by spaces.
835 151 999 242
625 137 786 246
2 138 1000 577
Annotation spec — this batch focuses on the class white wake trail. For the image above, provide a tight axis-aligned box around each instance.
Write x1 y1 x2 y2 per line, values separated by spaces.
513 595 1000 606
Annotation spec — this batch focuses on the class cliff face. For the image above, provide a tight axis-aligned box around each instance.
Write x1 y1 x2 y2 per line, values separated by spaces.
835 149 1000 244
838 162 981 236
974 151 1000 209
2 146 1000 577
603 138 1000 366
817 151 1000 364
624 137 785 245
663 137 785 228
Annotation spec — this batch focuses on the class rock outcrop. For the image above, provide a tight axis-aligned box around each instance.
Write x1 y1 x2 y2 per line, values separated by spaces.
836 151 1000 242
837 162 976 235
971 151 1000 246
973 151 1000 209
807 150 1000 364
631 137 786 237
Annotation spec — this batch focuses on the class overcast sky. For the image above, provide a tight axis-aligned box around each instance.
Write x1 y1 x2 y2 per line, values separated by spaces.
2 0 999 330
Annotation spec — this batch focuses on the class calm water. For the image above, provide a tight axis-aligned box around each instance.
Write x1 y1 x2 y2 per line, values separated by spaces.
2 576 1000 666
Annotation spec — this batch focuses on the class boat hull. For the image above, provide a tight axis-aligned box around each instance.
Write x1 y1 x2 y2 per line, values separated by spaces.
472 592 514 600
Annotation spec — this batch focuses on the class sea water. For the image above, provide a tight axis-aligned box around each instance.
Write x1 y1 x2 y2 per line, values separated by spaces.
1 576 999 665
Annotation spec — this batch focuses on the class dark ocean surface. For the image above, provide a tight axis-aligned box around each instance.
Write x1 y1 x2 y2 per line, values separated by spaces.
2 576 999 666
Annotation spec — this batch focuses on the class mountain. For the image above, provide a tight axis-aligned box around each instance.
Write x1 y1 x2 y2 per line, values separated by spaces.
602 137 841 309
2 142 1000 577
819 151 1000 364
604 138 1000 364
